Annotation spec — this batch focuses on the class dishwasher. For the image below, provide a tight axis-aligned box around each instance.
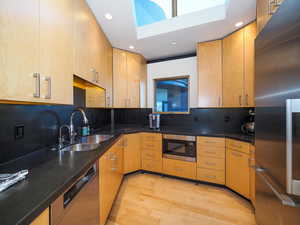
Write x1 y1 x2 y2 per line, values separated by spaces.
51 162 99 225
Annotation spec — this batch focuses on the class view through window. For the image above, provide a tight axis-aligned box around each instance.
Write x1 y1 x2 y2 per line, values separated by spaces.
154 77 189 113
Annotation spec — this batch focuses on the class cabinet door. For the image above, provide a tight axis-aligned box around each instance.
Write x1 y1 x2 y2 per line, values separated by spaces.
0 0 39 102
74 0 95 82
257 0 272 34
113 48 128 108
127 52 141 108
30 208 49 225
244 22 257 107
197 40 223 107
39 0 73 104
99 149 114 225
104 43 113 107
250 145 256 203
223 29 244 107
123 133 141 174
226 149 250 199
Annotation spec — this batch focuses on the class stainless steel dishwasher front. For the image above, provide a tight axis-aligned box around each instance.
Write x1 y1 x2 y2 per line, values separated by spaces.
51 162 99 225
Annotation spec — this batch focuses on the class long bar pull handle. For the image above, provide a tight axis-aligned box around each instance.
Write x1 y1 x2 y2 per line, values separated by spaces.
33 73 40 98
44 77 51 99
255 166 299 207
239 95 242 106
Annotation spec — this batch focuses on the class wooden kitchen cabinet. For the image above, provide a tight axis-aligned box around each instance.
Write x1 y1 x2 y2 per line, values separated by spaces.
226 139 251 199
197 40 223 107
0 0 40 103
113 48 146 108
163 158 197 180
123 133 141 174
223 22 256 108
257 0 284 34
39 0 74 104
104 43 113 107
244 22 257 107
141 133 162 173
30 208 49 225
99 138 124 225
223 28 244 108
249 145 256 203
197 137 225 185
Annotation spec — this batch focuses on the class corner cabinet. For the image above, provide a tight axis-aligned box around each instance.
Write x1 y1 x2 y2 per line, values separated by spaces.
99 138 124 225
223 22 256 108
197 40 223 107
113 48 147 108
123 133 141 174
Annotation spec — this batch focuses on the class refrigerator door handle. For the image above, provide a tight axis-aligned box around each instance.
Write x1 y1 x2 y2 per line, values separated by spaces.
286 99 300 196
255 166 300 208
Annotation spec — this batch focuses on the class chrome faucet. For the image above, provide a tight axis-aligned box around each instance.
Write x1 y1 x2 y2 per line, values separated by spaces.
70 107 89 144
58 125 71 149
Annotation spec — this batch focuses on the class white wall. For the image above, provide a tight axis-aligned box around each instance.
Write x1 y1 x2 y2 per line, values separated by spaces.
147 57 198 109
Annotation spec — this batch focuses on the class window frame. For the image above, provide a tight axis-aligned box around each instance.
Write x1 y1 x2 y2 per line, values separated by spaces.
153 75 190 114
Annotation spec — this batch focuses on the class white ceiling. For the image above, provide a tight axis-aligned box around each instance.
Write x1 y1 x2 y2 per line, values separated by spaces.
87 0 256 61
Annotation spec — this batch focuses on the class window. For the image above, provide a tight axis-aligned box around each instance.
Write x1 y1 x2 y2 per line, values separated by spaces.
133 0 226 27
154 77 189 113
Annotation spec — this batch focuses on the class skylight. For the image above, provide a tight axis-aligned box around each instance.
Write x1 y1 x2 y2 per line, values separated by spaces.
133 0 227 27
177 0 226 16
133 0 172 27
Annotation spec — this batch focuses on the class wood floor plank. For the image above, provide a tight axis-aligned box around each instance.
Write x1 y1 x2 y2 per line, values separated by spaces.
107 173 256 225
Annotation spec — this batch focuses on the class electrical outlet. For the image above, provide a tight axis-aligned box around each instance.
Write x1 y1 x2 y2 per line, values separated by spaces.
14 124 24 140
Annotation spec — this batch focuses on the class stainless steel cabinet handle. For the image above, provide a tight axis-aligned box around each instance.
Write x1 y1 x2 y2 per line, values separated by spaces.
218 97 221 107
245 94 249 106
44 77 51 99
33 73 40 98
255 166 299 207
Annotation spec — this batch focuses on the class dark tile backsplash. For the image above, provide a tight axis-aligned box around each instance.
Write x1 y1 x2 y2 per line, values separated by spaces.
0 86 252 164
114 108 252 134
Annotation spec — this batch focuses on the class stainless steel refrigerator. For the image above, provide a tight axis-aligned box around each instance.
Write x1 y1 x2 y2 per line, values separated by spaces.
255 0 300 224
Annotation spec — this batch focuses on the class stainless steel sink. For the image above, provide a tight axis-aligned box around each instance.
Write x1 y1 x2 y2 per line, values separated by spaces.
61 143 100 152
80 134 114 144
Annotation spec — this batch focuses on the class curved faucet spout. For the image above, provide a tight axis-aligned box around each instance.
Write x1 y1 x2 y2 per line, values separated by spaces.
69 107 89 144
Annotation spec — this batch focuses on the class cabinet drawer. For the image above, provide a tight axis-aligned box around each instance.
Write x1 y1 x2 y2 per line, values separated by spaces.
141 141 162 151
142 159 162 173
197 156 225 170
163 158 196 180
226 139 250 154
142 150 161 161
197 145 225 159
141 133 162 143
197 136 225 148
197 168 225 185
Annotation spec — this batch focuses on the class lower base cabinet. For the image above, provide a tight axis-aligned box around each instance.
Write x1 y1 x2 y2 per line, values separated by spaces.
123 133 141 174
163 158 197 180
99 138 124 225
197 167 225 185
30 208 49 225
226 139 251 199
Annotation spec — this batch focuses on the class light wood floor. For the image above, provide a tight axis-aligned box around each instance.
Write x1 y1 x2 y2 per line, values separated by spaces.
106 173 256 225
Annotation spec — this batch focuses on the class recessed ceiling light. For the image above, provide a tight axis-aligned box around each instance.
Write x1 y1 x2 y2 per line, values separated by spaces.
235 21 244 27
104 13 112 20
129 45 135 49
171 41 177 45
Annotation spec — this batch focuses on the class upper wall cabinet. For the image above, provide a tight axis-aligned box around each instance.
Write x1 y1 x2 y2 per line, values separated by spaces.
223 22 256 108
197 40 223 107
0 0 40 103
0 0 73 104
257 0 284 34
113 49 146 108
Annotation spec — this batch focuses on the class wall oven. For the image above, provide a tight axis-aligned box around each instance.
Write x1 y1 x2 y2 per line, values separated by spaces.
163 134 196 162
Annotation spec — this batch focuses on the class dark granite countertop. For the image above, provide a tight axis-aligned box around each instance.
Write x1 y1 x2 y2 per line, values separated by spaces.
0 125 254 225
